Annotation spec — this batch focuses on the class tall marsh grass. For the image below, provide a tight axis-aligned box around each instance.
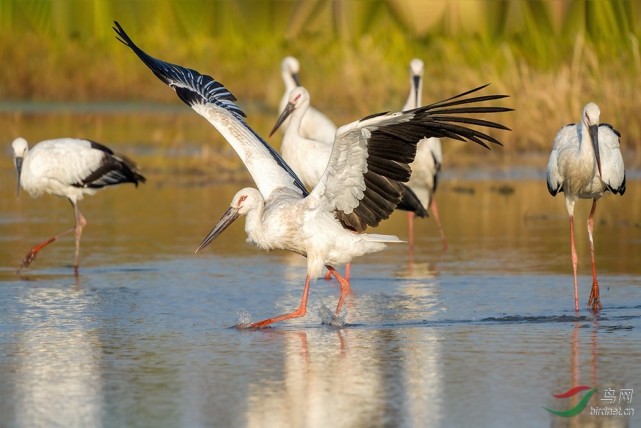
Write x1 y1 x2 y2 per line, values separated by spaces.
1 0 640 162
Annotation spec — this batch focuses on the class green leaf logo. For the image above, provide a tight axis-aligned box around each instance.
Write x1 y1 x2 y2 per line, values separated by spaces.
544 386 596 417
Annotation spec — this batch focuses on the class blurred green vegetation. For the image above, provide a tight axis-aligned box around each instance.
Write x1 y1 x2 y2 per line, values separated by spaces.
1 0 640 160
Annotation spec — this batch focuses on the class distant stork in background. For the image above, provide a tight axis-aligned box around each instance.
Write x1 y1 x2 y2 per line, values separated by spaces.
402 58 447 251
546 103 626 312
114 21 511 328
12 137 146 274
278 56 337 143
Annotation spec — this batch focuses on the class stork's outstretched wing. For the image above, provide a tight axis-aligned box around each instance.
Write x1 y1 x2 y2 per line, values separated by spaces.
113 21 307 200
309 86 512 232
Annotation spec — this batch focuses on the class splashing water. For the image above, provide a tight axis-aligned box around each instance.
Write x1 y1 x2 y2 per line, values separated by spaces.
317 301 346 327
235 308 253 328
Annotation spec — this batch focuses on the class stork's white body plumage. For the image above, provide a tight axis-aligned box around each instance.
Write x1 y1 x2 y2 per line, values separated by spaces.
115 21 510 327
12 137 145 273
278 56 336 143
402 59 446 250
546 103 626 312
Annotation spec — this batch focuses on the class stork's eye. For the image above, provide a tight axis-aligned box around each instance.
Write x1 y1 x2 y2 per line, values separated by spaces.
238 195 248 205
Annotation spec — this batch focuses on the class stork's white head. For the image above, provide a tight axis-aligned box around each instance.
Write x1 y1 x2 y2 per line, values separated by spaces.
270 86 311 136
229 187 262 215
282 56 300 74
405 58 425 111
11 137 29 196
409 58 424 78
11 137 28 158
282 56 301 88
582 103 601 127
195 188 262 253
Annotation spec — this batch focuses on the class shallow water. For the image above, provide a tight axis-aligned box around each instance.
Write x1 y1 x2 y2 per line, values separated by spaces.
1 111 640 427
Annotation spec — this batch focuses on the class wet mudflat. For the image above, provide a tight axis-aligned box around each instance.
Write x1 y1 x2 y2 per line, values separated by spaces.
0 129 640 427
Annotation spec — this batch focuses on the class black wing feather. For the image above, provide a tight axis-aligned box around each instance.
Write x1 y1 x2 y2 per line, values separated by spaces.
336 84 512 231
73 142 146 189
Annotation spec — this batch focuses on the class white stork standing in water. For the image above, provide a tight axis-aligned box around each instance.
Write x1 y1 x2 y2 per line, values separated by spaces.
114 21 511 328
402 58 447 251
278 56 337 143
11 137 146 274
546 103 626 312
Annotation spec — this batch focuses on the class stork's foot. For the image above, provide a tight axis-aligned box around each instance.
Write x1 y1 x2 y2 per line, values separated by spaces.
587 281 603 312
246 306 307 329
17 236 57 273
18 248 39 271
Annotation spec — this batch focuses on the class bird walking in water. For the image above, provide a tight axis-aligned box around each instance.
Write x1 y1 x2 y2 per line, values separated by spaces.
402 58 447 251
114 21 511 328
278 56 337 143
12 137 146 274
546 103 626 312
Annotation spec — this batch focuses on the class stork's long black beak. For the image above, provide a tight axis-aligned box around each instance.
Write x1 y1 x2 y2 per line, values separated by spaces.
195 206 240 254
14 156 23 197
412 75 421 108
269 101 295 137
589 124 602 177
292 72 301 87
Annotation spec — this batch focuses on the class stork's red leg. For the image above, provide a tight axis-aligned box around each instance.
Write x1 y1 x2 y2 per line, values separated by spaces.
407 212 415 251
248 274 311 328
569 215 580 312
429 198 448 251
72 205 87 275
324 264 351 282
586 199 602 312
18 227 75 272
326 266 351 315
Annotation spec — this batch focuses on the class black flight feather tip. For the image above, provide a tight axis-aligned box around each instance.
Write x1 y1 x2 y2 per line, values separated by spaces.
113 21 309 197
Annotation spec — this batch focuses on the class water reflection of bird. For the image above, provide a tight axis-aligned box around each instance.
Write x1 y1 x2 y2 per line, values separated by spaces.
11 137 146 274
114 21 511 327
546 103 626 312
278 56 336 143
14 285 102 427
402 59 446 251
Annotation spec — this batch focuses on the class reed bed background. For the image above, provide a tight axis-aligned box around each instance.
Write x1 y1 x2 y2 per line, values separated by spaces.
1 0 640 165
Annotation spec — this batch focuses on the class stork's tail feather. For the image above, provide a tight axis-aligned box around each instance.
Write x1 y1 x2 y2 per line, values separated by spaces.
365 234 405 243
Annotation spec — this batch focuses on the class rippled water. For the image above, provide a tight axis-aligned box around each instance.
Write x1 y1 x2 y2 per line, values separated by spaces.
1 110 640 427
